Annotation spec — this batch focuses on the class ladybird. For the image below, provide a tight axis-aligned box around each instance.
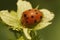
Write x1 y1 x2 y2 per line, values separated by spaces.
21 9 43 28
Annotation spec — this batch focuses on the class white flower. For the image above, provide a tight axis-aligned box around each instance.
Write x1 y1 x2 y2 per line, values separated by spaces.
0 0 54 40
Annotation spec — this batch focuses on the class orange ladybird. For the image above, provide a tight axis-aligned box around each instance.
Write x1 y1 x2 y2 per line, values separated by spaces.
21 9 43 27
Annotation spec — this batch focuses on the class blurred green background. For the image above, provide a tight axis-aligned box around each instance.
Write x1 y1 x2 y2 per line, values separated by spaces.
0 0 60 40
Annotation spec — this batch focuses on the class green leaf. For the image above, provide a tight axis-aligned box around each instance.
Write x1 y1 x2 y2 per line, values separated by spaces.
0 22 17 40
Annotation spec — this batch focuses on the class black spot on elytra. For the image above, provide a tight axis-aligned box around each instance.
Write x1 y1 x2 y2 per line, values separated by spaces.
24 14 27 17
40 16 42 19
36 12 38 14
31 16 34 18
35 10 37 11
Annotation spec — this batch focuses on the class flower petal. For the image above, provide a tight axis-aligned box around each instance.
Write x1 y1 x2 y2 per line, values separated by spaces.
33 22 52 30
23 28 31 40
0 10 21 30
40 9 54 22
10 10 17 18
17 0 32 20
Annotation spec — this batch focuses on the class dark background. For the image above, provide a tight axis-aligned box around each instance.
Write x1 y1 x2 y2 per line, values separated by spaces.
0 0 60 40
